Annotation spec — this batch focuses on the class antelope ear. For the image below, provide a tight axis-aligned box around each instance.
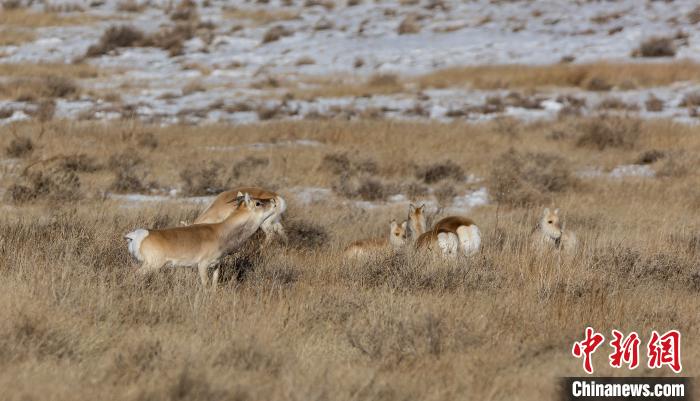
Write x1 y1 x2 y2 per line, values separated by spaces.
390 219 398 229
237 191 244 197
409 204 416 213
543 207 550 216
400 221 407 229
418 203 425 211
554 208 560 215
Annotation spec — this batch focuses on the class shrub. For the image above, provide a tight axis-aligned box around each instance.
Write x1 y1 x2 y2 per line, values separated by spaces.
576 116 641 150
645 95 664 112
5 136 33 158
635 149 664 165
179 162 226 196
398 15 420 35
86 25 145 57
679 92 700 107
231 156 269 180
7 168 81 203
44 76 79 98
416 160 463 184
689 5 700 25
285 219 329 251
262 26 293 44
59 154 100 173
108 151 146 193
489 149 574 207
632 37 676 58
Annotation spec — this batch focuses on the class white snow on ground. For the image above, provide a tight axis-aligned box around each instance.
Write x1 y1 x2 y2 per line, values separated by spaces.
3 0 700 124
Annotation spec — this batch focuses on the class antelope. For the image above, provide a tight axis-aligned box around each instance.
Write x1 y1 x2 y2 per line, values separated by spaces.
531 208 577 253
344 219 407 258
416 216 481 257
125 192 276 288
406 203 427 241
193 187 287 243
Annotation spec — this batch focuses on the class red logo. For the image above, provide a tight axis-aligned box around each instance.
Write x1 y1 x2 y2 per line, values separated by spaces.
609 330 640 369
647 330 682 373
572 327 605 374
572 328 682 374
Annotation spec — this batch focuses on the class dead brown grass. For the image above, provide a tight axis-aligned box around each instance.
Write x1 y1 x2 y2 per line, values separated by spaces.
0 27 35 46
416 61 700 90
0 118 698 400
223 7 299 24
0 8 98 28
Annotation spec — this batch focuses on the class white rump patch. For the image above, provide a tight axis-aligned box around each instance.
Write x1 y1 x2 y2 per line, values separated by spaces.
456 225 481 256
125 229 149 262
437 232 459 257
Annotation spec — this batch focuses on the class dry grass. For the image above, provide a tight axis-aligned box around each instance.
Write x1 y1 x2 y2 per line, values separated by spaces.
0 8 97 28
0 27 35 46
223 7 299 24
0 118 698 400
0 63 100 79
416 61 700 90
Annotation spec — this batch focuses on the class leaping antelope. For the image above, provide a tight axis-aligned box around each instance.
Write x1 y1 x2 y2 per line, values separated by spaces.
193 187 287 243
125 192 277 288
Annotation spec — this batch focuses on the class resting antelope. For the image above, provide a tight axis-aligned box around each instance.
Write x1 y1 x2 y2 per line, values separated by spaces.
194 187 287 243
531 208 577 253
416 216 481 257
125 193 276 287
344 219 407 258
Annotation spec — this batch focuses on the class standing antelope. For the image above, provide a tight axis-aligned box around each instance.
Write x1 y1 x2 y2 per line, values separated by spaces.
416 216 481 257
531 207 577 253
344 219 408 258
194 187 287 243
125 193 276 288
406 203 427 241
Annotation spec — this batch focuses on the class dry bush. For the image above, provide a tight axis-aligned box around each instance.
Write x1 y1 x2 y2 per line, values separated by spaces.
645 94 664 112
231 156 269 181
179 162 226 196
1 75 79 101
148 23 195 57
295 56 315 66
35 99 56 122
170 0 198 21
679 91 700 107
108 151 147 193
334 176 393 201
416 160 463 184
584 76 612 91
85 25 145 57
689 5 700 24
489 149 574 207
596 97 639 111
1 0 23 9
397 15 420 35
576 116 641 150
632 37 676 58
262 25 293 44
7 168 81 203
635 149 665 165
285 219 329 251
320 152 378 176
5 136 34 158
314 17 334 31
59 154 100 173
